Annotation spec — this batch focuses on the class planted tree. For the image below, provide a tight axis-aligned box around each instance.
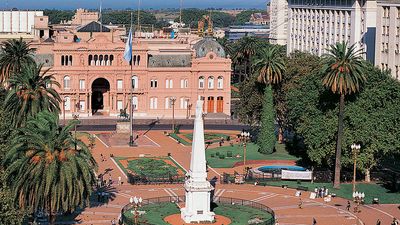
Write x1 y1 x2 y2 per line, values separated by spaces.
0 38 36 85
4 63 61 128
3 111 97 224
321 42 368 188
253 45 286 154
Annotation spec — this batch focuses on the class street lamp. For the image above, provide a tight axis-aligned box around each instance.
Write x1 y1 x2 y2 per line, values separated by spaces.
73 113 80 151
351 143 361 193
130 196 143 225
170 97 177 132
240 131 250 174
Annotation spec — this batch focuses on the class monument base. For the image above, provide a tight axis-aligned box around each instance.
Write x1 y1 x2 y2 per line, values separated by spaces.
116 121 131 134
180 208 215 224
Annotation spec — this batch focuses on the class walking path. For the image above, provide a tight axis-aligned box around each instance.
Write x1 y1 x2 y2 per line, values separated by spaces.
65 130 400 225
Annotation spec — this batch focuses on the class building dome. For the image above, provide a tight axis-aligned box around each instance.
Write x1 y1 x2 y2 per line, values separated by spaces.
193 37 226 58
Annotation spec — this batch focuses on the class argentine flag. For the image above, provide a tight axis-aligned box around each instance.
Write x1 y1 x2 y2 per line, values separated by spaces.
123 28 133 62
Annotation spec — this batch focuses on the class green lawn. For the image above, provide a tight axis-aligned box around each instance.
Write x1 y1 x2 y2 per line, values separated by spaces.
170 133 230 146
123 202 180 225
214 204 273 225
206 143 299 168
122 202 273 225
127 158 178 177
113 157 185 177
261 180 400 204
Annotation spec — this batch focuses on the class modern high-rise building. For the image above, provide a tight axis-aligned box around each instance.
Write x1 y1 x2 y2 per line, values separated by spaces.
270 0 288 45
287 0 377 63
375 0 400 80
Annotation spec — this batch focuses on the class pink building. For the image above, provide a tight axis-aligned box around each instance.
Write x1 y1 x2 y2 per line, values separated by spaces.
31 11 231 119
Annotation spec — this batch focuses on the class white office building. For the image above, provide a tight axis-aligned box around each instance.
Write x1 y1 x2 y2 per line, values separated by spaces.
375 0 400 80
270 0 289 45
287 0 377 63
0 11 44 33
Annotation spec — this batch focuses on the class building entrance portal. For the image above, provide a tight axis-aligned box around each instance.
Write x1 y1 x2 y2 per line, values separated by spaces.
91 78 110 115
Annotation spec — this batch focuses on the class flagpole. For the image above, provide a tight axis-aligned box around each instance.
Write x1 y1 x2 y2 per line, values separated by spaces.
129 12 136 147
137 0 141 38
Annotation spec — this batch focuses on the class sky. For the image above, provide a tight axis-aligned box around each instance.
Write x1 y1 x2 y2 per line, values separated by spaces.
2 0 268 10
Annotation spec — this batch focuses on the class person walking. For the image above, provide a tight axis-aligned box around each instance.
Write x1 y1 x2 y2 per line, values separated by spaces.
346 200 351 211
376 219 381 225
118 176 122 186
312 217 317 225
111 218 116 225
298 198 303 209
392 218 399 225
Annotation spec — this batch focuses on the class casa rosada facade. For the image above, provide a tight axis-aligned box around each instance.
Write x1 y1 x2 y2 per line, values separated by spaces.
31 22 232 119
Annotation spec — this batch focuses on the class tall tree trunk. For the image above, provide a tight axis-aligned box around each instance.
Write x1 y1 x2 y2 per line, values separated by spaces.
365 168 371 183
334 93 345 189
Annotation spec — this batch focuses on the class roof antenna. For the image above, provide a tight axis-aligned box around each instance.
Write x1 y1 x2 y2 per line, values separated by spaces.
99 0 103 32
179 0 183 26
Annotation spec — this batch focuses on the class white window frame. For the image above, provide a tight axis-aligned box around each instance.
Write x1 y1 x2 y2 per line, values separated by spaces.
63 76 70 89
131 75 138 89
117 79 123 90
199 77 205 89
64 96 71 111
217 76 223 89
79 79 85 90
208 76 214 89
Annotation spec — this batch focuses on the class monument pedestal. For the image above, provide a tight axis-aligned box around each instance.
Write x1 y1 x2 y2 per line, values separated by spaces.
181 181 215 223
116 121 130 133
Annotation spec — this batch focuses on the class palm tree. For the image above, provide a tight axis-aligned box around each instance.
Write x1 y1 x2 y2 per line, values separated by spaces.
254 45 286 85
254 45 286 153
4 63 61 128
234 36 262 81
321 42 368 189
0 38 36 85
3 111 97 224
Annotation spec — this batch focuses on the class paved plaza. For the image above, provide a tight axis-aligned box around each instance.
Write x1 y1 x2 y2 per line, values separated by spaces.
71 130 400 225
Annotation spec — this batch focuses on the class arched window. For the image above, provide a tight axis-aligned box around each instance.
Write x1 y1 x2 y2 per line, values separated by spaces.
94 55 99 66
180 97 189 109
63 76 70 89
61 55 65 66
208 76 214 89
133 55 137 65
150 79 158 88
180 79 188 88
131 75 138 89
69 55 73 66
199 76 205 89
110 55 114 65
217 76 223 89
105 55 109 66
99 55 104 66
137 55 141 65
64 96 71 111
88 55 93 66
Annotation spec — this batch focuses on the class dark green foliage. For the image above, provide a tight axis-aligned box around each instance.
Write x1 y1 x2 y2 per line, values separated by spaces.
127 158 178 178
3 111 97 223
219 154 225 159
4 63 61 128
0 38 36 84
234 10 264 25
174 9 234 28
227 151 233 158
43 9 74 24
102 10 157 27
236 75 264 125
257 86 276 154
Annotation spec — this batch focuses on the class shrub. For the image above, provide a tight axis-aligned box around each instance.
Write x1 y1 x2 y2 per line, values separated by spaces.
227 151 233 158
211 154 215 158
216 152 220 156
219 154 225 159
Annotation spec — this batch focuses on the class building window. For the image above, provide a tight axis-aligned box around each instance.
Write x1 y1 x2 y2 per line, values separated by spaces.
150 79 158 88
79 100 85 112
150 97 158 109
208 76 214 89
180 79 188 88
131 76 138 89
117 79 123 90
166 79 173 89
199 76 205 89
117 100 123 111
180 97 189 109
79 79 85 90
217 76 223 89
132 96 138 110
64 96 71 111
63 76 70 89
165 97 170 109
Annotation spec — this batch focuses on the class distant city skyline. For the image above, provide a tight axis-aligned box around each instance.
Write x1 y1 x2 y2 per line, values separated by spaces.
2 0 268 10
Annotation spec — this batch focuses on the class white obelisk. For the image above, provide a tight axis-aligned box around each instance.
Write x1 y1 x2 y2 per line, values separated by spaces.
181 100 215 223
